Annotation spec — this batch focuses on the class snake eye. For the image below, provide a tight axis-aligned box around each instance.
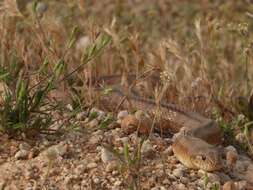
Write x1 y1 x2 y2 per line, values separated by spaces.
196 155 206 161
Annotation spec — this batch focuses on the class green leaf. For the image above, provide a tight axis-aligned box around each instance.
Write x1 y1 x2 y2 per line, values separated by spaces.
68 26 79 49
89 111 98 120
99 115 113 129
123 143 131 165
53 59 65 80
30 89 44 111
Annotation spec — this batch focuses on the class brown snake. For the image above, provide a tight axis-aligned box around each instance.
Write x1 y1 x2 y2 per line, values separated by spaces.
93 74 223 171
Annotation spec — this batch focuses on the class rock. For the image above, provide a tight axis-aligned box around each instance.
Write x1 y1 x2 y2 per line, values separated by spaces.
162 178 170 185
112 170 119 176
101 147 116 163
88 119 99 128
97 111 106 121
43 146 58 161
74 164 86 175
76 36 90 52
235 133 246 144
42 138 50 146
163 146 174 156
55 144 68 157
15 150 29 160
87 162 97 169
89 134 103 144
24 169 34 180
175 183 187 190
197 169 206 177
141 140 155 157
116 137 129 145
222 181 236 190
172 168 184 178
234 160 247 173
207 173 220 183
105 161 118 172
226 150 238 169
113 180 122 186
66 104 73 111
121 114 151 135
76 111 87 120
19 142 31 151
45 143 68 158
93 177 100 184
121 115 139 134
117 110 128 120
134 110 152 134
225 146 237 154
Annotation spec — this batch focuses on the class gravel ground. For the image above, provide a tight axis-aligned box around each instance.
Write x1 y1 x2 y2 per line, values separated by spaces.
0 108 253 190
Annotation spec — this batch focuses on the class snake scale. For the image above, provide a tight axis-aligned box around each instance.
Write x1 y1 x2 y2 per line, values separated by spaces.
92 74 223 171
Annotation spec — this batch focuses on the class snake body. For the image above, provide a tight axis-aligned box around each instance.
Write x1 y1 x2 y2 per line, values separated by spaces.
95 75 223 171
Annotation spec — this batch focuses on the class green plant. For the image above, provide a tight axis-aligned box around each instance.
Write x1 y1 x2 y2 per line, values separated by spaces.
0 55 64 135
0 27 111 135
103 138 145 190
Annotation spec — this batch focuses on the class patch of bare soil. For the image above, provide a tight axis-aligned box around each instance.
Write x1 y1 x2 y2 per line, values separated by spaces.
0 108 253 190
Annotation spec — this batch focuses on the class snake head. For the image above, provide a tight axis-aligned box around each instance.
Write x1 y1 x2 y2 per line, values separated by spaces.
190 148 222 171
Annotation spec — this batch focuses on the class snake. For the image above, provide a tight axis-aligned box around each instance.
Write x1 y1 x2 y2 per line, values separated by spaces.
91 74 223 171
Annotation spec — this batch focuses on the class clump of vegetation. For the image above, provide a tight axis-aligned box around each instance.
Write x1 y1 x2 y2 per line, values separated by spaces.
0 0 111 136
103 138 145 190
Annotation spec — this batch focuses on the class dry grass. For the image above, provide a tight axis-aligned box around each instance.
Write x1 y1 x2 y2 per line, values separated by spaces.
0 0 252 139
1 1 253 189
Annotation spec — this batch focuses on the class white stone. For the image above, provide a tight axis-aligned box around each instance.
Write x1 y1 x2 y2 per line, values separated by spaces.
172 168 184 178
224 145 237 154
87 162 97 169
93 177 100 184
207 173 220 183
74 164 86 175
235 133 246 144
101 147 116 163
19 142 31 151
106 161 118 172
76 36 91 51
15 150 29 160
117 110 128 120
141 140 154 154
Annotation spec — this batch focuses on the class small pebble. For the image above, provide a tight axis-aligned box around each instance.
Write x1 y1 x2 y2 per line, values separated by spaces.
106 161 118 172
19 142 31 151
101 147 116 163
235 133 246 144
117 110 128 120
87 162 97 169
15 150 29 160
207 173 220 183
226 150 238 169
93 177 100 184
74 164 86 175
172 168 184 178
